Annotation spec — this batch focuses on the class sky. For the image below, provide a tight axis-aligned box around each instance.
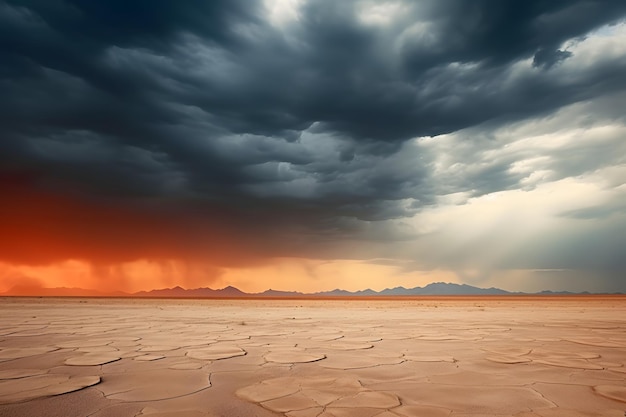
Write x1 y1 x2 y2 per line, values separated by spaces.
1 0 626 294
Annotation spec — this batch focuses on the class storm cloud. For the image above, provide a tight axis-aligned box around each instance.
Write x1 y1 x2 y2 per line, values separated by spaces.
1 0 625 291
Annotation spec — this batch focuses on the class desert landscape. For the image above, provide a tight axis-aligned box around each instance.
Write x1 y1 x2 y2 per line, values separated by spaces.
0 296 624 417
2 2 626 416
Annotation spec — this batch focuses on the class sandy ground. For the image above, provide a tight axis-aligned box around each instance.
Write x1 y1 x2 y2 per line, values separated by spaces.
0 296 624 417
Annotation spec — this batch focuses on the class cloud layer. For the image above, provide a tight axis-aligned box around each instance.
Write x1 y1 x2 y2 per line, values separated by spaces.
1 0 625 291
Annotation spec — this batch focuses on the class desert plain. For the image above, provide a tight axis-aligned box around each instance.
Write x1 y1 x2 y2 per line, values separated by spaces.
0 296 625 417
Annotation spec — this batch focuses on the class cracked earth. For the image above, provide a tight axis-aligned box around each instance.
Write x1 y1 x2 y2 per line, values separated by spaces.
0 297 625 416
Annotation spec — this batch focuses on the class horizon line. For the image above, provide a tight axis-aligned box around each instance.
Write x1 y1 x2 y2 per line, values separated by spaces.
2 281 623 298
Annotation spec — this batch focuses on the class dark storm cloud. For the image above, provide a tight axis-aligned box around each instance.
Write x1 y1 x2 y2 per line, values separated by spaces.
532 48 572 69
402 1 621 67
1 0 626 264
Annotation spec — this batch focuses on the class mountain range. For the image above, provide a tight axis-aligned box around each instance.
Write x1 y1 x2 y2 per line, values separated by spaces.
2 282 600 297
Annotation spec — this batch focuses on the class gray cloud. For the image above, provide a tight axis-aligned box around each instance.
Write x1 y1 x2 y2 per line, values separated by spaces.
1 0 626 280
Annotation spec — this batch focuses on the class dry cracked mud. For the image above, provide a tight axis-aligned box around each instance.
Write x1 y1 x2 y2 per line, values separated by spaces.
0 296 624 417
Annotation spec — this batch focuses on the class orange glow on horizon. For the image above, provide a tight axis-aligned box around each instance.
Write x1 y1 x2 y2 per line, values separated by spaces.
1 174 459 295
0 258 458 295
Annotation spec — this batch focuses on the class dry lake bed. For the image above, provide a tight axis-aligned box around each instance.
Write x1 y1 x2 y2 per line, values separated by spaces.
0 296 625 417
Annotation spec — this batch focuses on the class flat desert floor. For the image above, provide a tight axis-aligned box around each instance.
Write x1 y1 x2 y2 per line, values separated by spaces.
0 297 625 417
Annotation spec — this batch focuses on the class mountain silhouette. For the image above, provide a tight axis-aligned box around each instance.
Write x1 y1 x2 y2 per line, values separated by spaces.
3 282 598 298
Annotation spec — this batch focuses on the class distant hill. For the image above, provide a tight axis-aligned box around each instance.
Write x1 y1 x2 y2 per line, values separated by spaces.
133 285 246 298
131 282 514 298
2 282 611 298
260 289 304 297
316 282 511 296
